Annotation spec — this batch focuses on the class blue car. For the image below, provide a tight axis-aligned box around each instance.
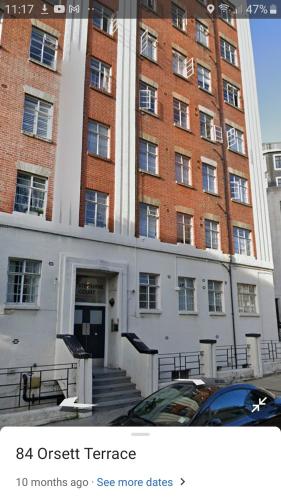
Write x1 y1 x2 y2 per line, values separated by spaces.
110 378 281 427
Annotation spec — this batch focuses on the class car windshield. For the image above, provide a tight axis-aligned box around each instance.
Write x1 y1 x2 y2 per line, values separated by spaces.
132 383 219 426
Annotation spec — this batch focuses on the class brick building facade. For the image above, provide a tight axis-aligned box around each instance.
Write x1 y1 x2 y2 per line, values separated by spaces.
0 1 278 388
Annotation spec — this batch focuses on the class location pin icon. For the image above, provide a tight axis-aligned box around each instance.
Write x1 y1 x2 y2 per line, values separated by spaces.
207 4 215 14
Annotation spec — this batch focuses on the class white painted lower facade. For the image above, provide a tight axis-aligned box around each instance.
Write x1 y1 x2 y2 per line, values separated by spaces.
0 214 277 371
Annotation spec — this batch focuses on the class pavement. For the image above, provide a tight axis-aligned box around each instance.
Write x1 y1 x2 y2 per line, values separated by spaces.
44 405 133 427
44 372 281 427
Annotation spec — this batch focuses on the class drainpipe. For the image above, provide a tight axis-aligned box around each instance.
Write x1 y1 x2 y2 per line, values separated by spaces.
213 7 238 367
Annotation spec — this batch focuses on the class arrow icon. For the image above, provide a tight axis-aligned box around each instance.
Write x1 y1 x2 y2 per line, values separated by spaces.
251 397 267 413
180 478 185 486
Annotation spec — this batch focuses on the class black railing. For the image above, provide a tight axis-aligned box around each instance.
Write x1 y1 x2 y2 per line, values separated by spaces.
0 363 77 412
216 344 249 371
158 351 201 383
261 340 281 362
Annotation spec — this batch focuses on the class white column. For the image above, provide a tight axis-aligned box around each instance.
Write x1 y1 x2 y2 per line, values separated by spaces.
114 0 137 237
236 15 273 265
52 1 89 226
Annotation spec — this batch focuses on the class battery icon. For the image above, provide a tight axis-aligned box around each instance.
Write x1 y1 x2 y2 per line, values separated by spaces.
270 4 277 14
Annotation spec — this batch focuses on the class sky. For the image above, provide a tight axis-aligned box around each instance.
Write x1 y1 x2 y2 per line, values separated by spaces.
250 19 281 143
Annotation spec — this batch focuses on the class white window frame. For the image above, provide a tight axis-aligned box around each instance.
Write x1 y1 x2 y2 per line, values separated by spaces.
219 3 235 25
226 126 245 154
22 95 53 140
93 1 115 35
196 21 209 47
139 81 157 114
276 177 281 187
273 154 281 170
140 29 157 61
237 284 257 314
0 9 4 44
88 120 110 159
233 226 252 256
205 219 220 250
178 277 196 313
173 98 189 130
198 64 211 92
200 111 214 141
139 273 159 311
223 80 240 108
230 174 248 203
14 172 48 217
139 139 158 174
84 189 109 229
139 203 159 239
7 259 41 305
175 153 191 186
220 38 237 66
90 58 111 93
208 280 224 313
171 3 187 32
177 212 193 245
202 163 217 194
29 27 58 70
141 0 156 11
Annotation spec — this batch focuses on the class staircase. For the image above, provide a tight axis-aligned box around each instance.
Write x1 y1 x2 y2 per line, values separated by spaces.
92 368 142 411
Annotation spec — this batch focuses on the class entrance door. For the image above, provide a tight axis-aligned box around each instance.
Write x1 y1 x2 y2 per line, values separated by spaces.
74 306 105 358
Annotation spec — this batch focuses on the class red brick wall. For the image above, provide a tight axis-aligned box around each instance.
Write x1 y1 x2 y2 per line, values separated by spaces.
0 16 65 221
136 0 256 256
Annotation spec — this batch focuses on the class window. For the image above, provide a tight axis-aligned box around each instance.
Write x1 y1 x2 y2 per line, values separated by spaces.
238 284 257 314
198 65 211 92
220 38 237 65
202 163 217 194
7 259 41 305
140 29 157 61
93 1 114 35
29 27 57 69
90 58 111 93
200 111 213 140
172 50 187 77
85 190 108 228
22 95 53 140
177 213 193 244
230 174 248 203
88 120 110 159
196 21 209 47
226 125 244 154
206 389 260 425
173 98 189 129
141 0 156 11
276 177 281 187
274 155 281 170
0 10 4 44
175 153 191 185
172 3 186 31
14 172 47 216
139 81 157 114
139 203 159 238
139 273 159 310
219 3 234 25
233 227 251 256
205 219 219 249
178 277 195 312
208 280 223 313
139 139 158 174
223 80 239 107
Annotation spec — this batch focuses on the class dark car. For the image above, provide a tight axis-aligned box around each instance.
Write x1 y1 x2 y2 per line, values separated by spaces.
110 379 281 427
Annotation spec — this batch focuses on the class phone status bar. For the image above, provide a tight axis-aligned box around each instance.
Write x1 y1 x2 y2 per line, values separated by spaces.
1 1 281 20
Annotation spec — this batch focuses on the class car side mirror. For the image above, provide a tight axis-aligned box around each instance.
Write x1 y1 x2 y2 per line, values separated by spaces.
208 417 223 426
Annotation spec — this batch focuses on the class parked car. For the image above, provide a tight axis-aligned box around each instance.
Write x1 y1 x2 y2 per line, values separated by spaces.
110 379 281 427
